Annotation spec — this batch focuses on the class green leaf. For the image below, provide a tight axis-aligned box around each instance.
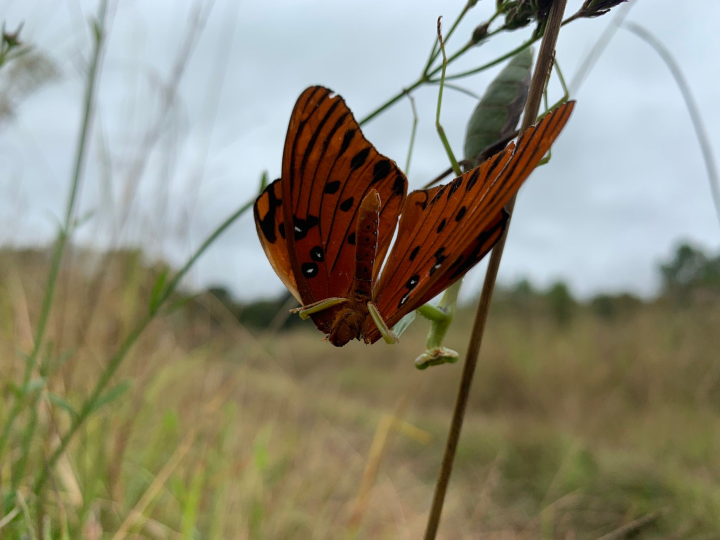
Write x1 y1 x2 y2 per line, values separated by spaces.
48 394 79 420
463 47 533 166
90 380 131 412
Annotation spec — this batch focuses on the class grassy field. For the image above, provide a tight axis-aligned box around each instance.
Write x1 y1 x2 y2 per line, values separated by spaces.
2 248 720 539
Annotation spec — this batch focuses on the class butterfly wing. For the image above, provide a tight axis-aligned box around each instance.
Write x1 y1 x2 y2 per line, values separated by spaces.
282 86 408 332
254 178 301 302
364 101 575 343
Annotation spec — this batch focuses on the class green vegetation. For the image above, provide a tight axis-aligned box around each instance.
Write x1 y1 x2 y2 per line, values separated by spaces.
1 243 719 538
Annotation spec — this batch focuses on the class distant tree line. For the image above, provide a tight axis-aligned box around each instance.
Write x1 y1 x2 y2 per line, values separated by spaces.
205 242 720 331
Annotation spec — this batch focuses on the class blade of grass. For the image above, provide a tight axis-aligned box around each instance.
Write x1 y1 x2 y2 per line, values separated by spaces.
434 17 463 178
422 1 570 538
0 0 108 463
404 91 418 175
622 22 720 229
110 429 197 540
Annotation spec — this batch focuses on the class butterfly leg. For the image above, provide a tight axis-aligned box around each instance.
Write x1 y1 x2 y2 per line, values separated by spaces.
291 298 348 320
367 302 398 344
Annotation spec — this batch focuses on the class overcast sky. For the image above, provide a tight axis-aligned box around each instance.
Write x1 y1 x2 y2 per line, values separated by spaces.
1 0 718 300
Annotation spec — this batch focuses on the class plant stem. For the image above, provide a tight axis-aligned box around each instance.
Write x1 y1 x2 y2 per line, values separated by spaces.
404 92 418 174
622 22 720 228
0 0 108 460
422 1 570 538
359 16 505 127
32 198 254 495
423 1 473 75
359 80 424 127
435 18 463 178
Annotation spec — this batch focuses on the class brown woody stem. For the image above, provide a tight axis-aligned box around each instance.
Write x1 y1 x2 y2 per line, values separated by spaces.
422 1 570 538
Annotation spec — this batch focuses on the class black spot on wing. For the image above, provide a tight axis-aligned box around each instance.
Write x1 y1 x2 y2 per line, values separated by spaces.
447 177 462 199
449 213 508 279
279 222 286 239
398 292 410 308
257 206 276 243
324 181 340 194
430 185 446 204
409 246 420 261
351 147 371 171
310 246 324 262
323 113 349 154
392 175 405 196
437 218 446 233
465 167 481 192
293 215 319 241
340 197 354 212
255 185 282 244
339 129 356 157
302 262 319 278
455 206 467 222
406 275 419 289
429 249 447 276
371 159 391 184
348 232 356 245
486 151 505 177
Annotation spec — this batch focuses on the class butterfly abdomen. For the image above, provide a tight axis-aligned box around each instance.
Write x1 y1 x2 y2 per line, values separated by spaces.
352 190 381 301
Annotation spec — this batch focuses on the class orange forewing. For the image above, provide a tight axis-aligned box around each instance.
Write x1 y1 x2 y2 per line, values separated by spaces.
267 86 408 332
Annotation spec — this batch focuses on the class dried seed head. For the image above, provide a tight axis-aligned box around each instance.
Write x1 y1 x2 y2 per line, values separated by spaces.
577 0 628 18
471 22 490 44
2 22 23 48
501 0 553 31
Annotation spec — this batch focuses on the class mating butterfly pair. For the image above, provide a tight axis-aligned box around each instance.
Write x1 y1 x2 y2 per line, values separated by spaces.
254 86 574 346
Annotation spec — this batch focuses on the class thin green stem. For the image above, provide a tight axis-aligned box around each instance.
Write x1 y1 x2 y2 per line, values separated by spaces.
435 18 462 178
440 36 539 82
0 0 108 461
404 92 418 174
424 2 472 75
361 11 583 127
32 198 253 495
555 59 569 101
359 79 423 127
428 81 481 100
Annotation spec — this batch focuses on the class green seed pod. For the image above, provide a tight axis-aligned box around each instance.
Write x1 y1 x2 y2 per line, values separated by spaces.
463 47 533 168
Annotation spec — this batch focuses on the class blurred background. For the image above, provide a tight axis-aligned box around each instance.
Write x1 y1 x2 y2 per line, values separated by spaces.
1 0 719 538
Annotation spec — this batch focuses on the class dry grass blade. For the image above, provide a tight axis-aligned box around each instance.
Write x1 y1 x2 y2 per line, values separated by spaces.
596 509 666 540
110 429 197 540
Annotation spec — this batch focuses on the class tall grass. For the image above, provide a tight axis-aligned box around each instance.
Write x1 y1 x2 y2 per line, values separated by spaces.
2 248 720 537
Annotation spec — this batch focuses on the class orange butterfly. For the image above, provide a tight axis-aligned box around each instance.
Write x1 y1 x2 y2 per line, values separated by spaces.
254 86 574 346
